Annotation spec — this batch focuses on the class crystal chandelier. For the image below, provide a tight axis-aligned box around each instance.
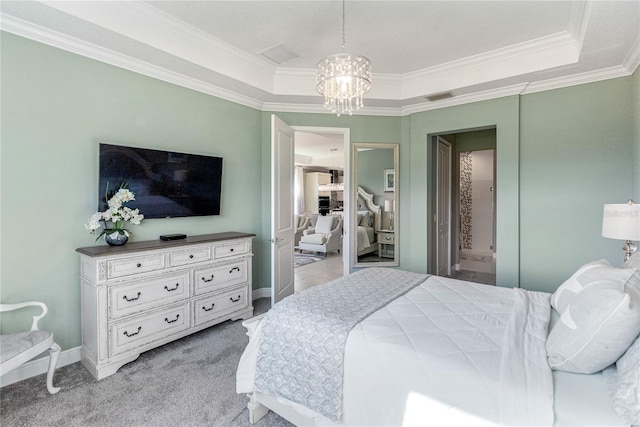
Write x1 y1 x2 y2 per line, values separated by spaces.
316 0 371 116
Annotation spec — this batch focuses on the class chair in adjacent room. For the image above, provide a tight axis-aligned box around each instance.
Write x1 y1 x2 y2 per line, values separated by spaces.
299 215 343 255
294 214 311 248
0 301 61 394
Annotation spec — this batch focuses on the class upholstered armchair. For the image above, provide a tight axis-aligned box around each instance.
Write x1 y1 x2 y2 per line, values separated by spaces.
0 301 61 394
299 215 343 255
294 215 311 247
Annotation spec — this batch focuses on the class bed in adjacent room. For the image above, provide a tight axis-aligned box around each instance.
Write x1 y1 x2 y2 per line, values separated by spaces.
237 263 639 426
355 186 381 258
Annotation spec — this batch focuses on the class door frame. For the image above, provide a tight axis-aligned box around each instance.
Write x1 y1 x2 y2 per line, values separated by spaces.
435 137 452 276
291 126 351 275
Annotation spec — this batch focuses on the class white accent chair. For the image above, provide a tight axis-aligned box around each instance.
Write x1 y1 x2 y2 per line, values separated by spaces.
299 215 343 255
0 301 61 394
294 215 311 248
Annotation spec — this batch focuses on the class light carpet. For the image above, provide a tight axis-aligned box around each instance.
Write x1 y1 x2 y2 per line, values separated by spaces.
0 298 292 427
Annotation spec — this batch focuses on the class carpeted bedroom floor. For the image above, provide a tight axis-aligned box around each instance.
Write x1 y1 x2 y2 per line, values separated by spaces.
0 298 292 427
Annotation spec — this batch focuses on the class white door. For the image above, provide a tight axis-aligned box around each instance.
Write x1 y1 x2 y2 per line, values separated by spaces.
436 137 452 276
271 115 295 305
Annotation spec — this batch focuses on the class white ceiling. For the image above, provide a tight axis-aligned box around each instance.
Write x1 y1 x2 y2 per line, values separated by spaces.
1 0 638 118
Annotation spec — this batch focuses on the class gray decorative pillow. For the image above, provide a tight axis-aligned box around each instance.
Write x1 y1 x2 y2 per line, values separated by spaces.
546 268 640 374
550 259 610 313
358 211 372 227
603 334 640 425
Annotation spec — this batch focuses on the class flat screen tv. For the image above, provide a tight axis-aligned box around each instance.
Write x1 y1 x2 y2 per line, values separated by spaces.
98 143 223 218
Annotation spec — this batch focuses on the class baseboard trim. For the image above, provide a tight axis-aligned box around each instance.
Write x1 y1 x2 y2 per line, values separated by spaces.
252 287 270 300
2 290 272 388
1 346 82 388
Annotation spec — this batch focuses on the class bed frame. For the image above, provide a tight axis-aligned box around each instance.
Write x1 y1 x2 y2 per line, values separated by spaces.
356 186 381 257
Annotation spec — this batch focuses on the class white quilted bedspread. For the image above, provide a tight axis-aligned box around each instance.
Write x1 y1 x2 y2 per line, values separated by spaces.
237 275 554 426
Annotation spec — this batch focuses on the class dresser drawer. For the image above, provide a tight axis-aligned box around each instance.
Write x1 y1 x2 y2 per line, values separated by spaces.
109 303 189 357
194 286 248 326
194 258 249 295
167 246 211 267
109 273 189 319
377 232 395 244
107 253 165 279
213 240 250 259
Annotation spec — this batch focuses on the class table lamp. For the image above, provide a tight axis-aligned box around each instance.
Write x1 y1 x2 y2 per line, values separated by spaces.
602 200 640 263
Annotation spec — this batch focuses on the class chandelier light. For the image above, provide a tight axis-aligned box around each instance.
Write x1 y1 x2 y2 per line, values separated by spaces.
316 0 371 116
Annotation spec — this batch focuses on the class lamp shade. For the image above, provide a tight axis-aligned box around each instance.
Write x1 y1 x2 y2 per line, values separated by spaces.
384 200 394 212
602 203 640 240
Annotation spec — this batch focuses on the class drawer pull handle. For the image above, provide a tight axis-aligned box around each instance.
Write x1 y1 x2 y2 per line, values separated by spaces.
164 314 180 324
229 266 240 274
189 255 194 259
123 292 141 302
136 263 142 268
201 275 215 283
164 284 180 292
123 326 141 338
230 295 241 303
202 303 215 312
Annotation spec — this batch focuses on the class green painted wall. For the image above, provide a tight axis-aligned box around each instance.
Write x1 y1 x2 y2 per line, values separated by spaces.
1 33 263 349
520 77 637 291
455 128 497 152
406 97 521 286
2 32 639 354
357 148 394 199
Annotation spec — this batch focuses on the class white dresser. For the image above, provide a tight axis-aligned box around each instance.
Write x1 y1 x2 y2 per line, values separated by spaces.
76 232 255 379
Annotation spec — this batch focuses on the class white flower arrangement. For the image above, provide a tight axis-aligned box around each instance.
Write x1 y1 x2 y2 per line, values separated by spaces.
85 184 144 242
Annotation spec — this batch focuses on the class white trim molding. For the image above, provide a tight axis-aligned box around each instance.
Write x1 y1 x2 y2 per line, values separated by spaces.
0 346 81 388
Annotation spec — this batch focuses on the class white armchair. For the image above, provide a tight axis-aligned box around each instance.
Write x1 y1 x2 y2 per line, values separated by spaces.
294 215 311 247
299 215 343 255
0 301 61 394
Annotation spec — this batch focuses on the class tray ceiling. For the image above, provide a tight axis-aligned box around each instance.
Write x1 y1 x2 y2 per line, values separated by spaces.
1 1 638 115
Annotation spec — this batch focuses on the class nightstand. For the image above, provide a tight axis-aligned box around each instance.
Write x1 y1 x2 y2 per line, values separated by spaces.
376 230 395 259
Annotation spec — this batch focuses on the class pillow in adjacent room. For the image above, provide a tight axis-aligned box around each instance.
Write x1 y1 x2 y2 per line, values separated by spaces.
315 215 336 234
358 211 371 227
546 267 640 374
603 334 640 425
550 259 611 313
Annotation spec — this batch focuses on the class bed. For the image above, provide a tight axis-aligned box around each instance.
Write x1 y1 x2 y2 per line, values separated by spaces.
237 264 639 427
355 186 381 258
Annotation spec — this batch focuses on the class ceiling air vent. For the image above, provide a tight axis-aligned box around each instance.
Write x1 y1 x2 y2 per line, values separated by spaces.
259 44 300 65
425 91 454 102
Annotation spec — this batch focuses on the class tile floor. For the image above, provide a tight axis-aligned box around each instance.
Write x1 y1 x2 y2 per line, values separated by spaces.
292 251 497 292
295 251 344 292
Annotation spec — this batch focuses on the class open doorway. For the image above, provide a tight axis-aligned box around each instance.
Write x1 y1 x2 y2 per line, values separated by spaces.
431 128 496 285
292 128 349 292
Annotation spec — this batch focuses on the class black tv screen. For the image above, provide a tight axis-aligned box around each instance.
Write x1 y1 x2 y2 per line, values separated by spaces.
98 143 223 218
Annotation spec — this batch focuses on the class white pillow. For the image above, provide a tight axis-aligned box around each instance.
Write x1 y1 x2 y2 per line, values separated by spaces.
546 268 640 374
550 259 611 313
315 215 336 234
603 334 640 425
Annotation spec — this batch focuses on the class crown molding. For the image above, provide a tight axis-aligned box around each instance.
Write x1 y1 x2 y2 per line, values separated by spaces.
401 84 529 115
1 6 637 118
40 0 278 93
522 65 635 95
0 13 265 110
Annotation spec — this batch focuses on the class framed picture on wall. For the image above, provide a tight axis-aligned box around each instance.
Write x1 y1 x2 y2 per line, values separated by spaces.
384 169 395 192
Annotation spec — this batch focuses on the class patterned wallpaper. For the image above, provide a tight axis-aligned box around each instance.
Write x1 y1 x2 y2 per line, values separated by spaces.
460 151 473 250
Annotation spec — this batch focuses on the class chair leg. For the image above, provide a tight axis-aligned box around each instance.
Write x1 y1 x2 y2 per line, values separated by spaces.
46 342 61 394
